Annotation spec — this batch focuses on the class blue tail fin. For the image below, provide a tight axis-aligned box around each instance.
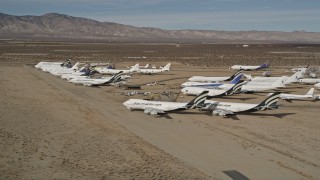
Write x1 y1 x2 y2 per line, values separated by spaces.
230 74 244 84
225 70 243 81
259 63 269 69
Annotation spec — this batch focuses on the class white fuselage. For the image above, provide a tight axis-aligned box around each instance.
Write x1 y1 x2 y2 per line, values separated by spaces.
181 81 223 87
250 68 307 84
203 100 257 113
278 93 312 100
138 69 167 74
181 87 228 96
98 69 132 74
41 66 68 72
231 65 260 70
250 77 283 82
299 79 320 84
241 84 279 92
35 62 63 69
50 68 80 76
187 76 230 82
68 77 112 85
123 99 187 112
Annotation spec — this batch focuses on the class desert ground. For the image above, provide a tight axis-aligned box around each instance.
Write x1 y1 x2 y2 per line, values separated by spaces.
1 40 320 179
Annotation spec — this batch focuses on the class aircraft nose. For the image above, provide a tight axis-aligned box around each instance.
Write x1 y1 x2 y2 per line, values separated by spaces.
123 100 130 106
181 88 187 93
68 79 75 83
181 82 187 87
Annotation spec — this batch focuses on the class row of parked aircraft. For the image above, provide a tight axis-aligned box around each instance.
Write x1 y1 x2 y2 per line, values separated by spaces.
95 63 171 75
35 61 128 86
35 61 171 75
123 64 320 117
35 61 318 117
230 63 269 71
123 91 281 116
182 68 307 92
35 60 172 86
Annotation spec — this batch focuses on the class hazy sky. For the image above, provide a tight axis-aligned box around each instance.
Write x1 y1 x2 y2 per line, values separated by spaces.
1 0 320 32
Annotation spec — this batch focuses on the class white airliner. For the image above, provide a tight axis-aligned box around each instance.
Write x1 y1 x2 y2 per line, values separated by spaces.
181 74 243 88
50 62 82 76
43 62 80 73
129 64 150 69
137 63 171 74
68 71 125 86
98 64 140 74
181 80 246 97
123 91 209 115
248 68 307 84
35 61 64 69
267 88 314 102
201 92 281 116
40 59 73 71
241 77 285 93
299 78 320 84
289 64 309 72
187 70 243 82
35 59 75 69
230 63 269 71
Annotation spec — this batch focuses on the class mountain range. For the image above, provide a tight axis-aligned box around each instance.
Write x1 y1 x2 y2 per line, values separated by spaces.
1 12 320 43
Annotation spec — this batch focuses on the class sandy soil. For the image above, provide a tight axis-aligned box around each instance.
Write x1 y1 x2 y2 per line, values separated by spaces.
0 64 207 179
1 63 320 179
1 41 320 179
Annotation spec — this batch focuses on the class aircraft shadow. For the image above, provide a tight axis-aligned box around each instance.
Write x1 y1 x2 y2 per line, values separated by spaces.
157 111 208 119
209 114 241 120
173 111 207 115
156 114 173 119
213 96 256 101
239 112 296 119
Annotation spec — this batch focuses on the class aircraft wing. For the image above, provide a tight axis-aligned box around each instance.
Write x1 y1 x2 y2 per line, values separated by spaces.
212 109 235 116
144 107 166 115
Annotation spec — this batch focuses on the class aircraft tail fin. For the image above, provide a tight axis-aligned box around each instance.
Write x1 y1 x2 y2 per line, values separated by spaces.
285 68 307 84
162 63 171 71
285 71 300 84
130 64 140 72
225 80 246 95
255 92 281 110
107 71 124 83
225 69 243 81
144 64 150 68
306 88 314 96
186 90 209 109
258 63 269 69
230 73 244 84
299 68 308 78
71 62 80 70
